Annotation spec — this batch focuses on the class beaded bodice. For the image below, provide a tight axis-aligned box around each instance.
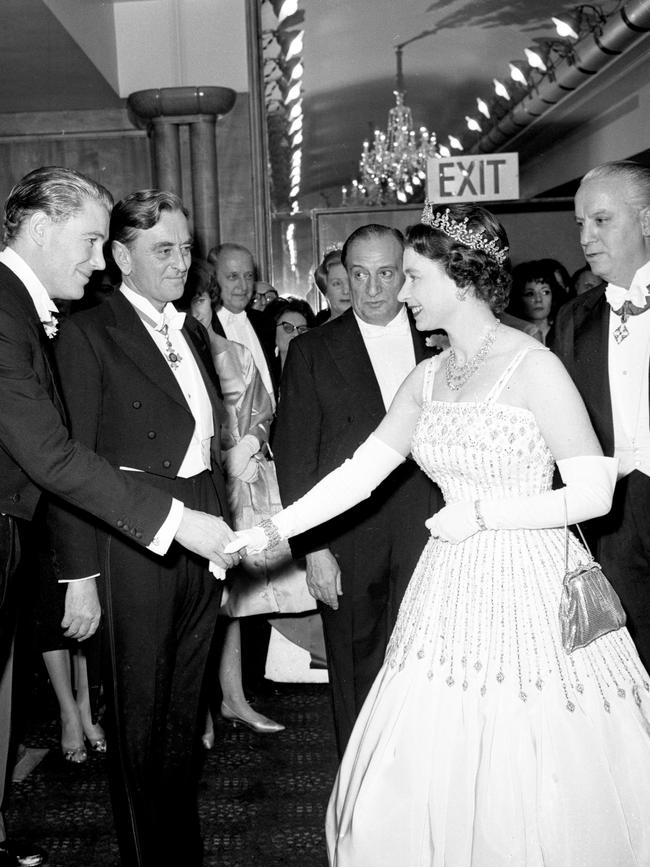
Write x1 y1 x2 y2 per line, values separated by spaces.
388 349 648 716
412 352 555 502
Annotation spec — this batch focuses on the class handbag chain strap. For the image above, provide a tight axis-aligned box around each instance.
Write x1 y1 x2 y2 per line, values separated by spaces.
563 490 594 573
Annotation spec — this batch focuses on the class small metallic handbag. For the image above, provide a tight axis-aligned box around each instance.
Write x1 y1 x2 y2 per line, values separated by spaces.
558 500 626 654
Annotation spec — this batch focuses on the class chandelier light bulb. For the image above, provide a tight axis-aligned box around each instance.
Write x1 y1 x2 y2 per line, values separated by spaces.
289 61 304 81
552 16 578 39
289 185 300 199
285 31 304 61
465 116 482 133
438 145 451 157
291 131 303 146
524 48 546 71
493 79 511 100
278 0 298 22
509 63 528 86
448 135 463 151
477 98 490 119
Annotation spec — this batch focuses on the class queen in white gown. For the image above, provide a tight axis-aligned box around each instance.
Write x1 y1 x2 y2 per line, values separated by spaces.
227 202 650 866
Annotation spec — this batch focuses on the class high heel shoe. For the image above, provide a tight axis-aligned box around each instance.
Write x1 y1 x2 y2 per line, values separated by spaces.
62 745 87 764
220 701 285 734
83 722 107 753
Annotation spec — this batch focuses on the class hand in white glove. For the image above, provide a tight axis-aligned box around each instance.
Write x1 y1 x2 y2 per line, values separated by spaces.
224 434 260 480
223 526 268 555
425 501 478 544
237 455 260 484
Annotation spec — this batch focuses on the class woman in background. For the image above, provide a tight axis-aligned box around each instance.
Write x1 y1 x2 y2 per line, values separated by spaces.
184 262 285 737
313 249 351 325
266 296 316 368
507 259 566 344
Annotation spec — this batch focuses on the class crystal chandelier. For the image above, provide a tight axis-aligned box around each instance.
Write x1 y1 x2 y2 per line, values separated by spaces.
342 46 440 207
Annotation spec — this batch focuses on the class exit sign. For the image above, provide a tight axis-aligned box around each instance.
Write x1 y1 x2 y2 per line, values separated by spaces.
427 153 519 203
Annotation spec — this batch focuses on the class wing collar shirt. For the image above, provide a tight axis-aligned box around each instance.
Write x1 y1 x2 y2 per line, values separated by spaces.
217 307 276 410
121 285 214 477
355 305 416 410
607 260 650 479
121 284 218 560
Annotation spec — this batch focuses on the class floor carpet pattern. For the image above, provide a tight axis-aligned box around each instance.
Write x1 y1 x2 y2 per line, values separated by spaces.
7 684 338 867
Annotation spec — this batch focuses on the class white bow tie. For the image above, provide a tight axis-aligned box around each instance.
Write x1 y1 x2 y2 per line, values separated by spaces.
605 281 650 312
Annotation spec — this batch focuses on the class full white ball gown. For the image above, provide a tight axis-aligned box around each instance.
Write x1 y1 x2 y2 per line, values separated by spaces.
326 355 650 866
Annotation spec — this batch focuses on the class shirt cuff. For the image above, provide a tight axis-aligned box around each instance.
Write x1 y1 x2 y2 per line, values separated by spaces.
57 573 100 584
147 498 184 555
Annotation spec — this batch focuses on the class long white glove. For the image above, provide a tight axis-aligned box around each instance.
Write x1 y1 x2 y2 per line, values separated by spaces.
224 434 260 481
223 433 406 554
425 455 618 544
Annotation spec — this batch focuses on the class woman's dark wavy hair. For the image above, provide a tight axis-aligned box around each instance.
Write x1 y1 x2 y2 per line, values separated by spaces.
266 295 316 330
179 259 221 329
508 259 565 322
405 203 511 313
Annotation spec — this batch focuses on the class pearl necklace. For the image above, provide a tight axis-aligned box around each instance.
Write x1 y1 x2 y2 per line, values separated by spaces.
445 320 500 391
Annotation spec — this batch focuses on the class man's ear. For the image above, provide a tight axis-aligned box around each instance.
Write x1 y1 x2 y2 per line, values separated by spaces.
112 240 132 275
640 206 650 238
27 211 51 247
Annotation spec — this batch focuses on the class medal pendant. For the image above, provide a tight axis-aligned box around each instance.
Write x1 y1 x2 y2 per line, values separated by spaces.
613 322 629 344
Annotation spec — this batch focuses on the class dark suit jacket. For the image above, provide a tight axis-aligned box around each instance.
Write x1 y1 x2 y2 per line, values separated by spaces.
48 290 229 580
552 283 617 456
0 261 169 542
213 307 280 396
273 307 439 560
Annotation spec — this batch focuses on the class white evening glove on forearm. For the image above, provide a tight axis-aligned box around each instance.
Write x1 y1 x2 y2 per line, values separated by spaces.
223 433 406 554
224 434 260 480
425 455 618 544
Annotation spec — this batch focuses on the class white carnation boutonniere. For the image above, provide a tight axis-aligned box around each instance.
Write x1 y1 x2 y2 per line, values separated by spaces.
43 315 59 340
425 331 450 354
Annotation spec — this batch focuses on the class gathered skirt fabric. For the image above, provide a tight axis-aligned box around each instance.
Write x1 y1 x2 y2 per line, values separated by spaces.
326 527 650 867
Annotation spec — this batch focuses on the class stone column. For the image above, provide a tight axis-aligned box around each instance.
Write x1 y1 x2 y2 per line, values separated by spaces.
189 117 219 260
151 119 182 195
128 86 236 258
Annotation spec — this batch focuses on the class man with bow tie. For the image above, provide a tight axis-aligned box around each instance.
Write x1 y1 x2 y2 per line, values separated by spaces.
0 169 237 867
208 243 279 403
47 189 235 867
273 224 442 756
553 160 650 666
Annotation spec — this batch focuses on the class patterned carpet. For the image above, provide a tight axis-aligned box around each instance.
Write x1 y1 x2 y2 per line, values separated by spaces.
7 683 338 867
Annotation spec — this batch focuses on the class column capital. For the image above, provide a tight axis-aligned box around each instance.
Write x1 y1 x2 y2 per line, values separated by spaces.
128 86 236 126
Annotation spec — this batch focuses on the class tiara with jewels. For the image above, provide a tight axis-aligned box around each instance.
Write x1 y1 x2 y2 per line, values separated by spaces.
420 202 509 265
